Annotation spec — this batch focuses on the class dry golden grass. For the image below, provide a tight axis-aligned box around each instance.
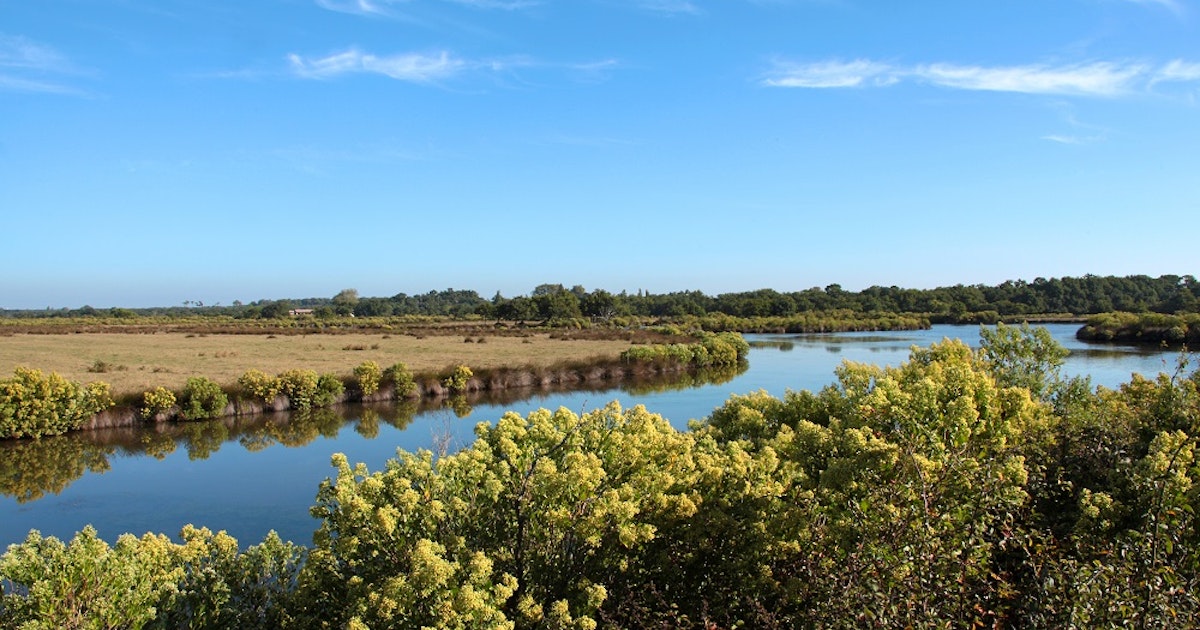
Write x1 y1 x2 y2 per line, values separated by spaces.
0 331 637 398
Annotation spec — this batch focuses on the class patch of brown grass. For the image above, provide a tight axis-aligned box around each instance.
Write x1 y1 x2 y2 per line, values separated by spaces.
0 331 638 398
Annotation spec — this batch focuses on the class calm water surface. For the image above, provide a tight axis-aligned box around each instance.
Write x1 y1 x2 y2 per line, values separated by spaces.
1 323 1190 549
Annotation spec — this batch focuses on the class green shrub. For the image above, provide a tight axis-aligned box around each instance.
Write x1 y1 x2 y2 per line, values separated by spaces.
663 343 695 364
238 369 281 403
0 367 114 439
152 526 305 629
716 331 750 362
353 361 382 396
180 376 228 421
0 525 304 629
140 386 177 420
0 526 178 628
277 369 320 410
384 362 417 398
314 374 344 408
702 332 749 366
620 346 661 363
442 365 473 393
621 334 749 369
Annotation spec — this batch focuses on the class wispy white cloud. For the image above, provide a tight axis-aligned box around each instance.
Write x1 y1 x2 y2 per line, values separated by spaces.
571 59 620 72
288 48 465 82
285 48 616 87
0 34 86 95
913 62 1145 96
1041 130 1109 145
1152 59 1200 85
764 59 895 88
0 35 67 70
1035 102 1110 145
1042 134 1086 144
764 58 1200 97
569 58 619 81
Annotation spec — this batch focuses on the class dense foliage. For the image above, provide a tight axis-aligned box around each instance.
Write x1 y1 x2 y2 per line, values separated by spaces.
620 331 750 368
0 525 303 629
0 368 113 439
265 370 344 411
688 311 928 334
383 362 417 399
140 386 177 420
4 274 1195 322
352 361 382 397
1077 311 1200 345
4 325 1200 627
179 377 229 421
441 365 474 394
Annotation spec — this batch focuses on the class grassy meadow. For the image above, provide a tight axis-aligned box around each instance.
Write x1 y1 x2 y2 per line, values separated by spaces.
0 329 639 399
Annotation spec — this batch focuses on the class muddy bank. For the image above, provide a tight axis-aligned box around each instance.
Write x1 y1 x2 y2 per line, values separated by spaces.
82 359 705 432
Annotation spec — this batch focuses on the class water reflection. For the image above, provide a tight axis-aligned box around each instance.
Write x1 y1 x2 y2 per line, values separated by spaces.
0 363 745 504
748 340 794 352
757 333 924 355
1069 346 1175 360
0 436 114 503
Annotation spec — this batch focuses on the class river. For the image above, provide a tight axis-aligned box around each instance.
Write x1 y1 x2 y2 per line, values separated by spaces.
0 323 1191 549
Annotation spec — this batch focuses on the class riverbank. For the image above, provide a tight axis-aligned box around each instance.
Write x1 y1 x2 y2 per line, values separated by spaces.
0 325 677 401
81 356 718 431
2 330 749 437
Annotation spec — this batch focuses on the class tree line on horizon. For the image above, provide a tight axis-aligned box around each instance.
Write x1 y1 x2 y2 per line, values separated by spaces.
3 274 1197 322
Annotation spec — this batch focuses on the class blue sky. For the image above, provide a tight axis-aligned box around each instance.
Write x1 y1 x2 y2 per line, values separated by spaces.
2 0 1197 309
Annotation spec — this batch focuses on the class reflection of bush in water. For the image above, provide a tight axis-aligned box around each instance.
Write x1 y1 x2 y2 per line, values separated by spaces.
621 363 746 396
139 431 178 460
352 405 418 439
239 431 275 453
182 421 230 460
748 340 795 352
355 409 381 439
0 425 186 503
385 400 418 432
0 403 426 502
258 409 343 449
0 365 743 502
0 437 115 503
447 396 473 419
1073 347 1184 361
